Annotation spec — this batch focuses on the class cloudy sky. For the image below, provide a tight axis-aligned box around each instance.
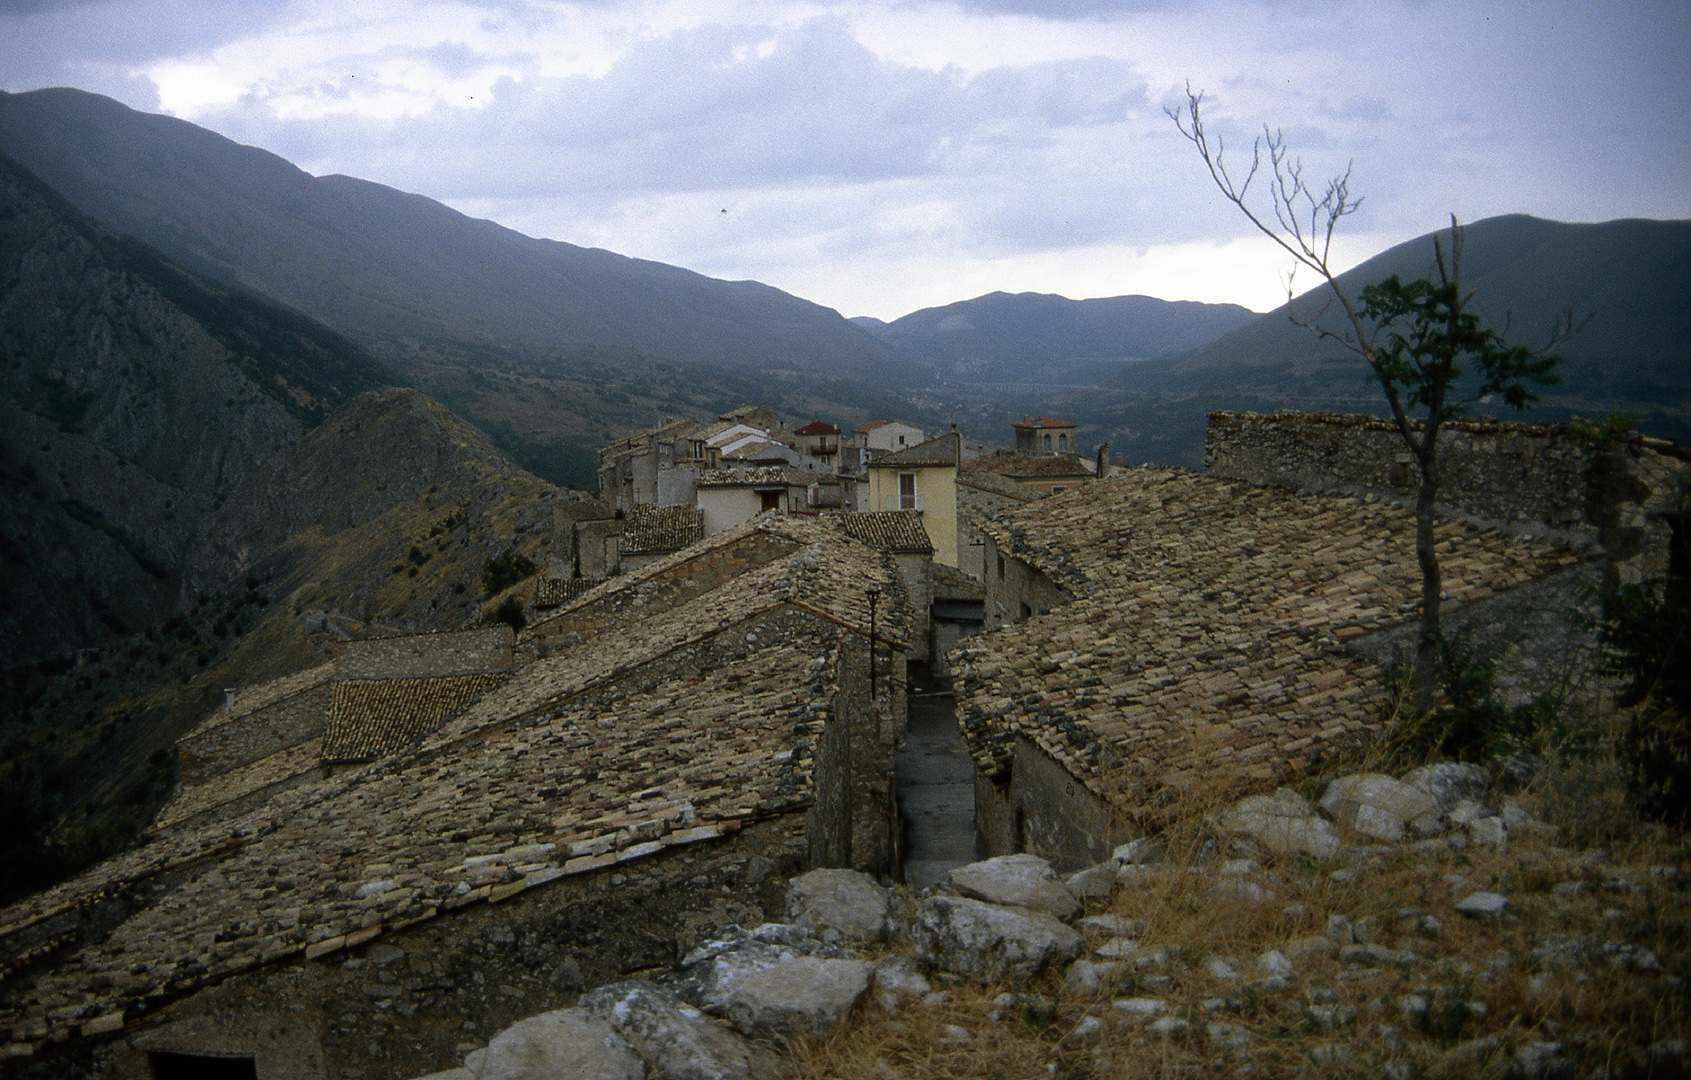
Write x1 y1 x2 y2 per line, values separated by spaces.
3 0 1687 319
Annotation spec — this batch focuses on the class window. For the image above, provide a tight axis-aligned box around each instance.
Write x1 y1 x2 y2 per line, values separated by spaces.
898 435 907 446
759 490 782 513
689 439 705 460
996 553 1005 578
1042 434 1053 452
898 473 918 510
1051 486 1065 494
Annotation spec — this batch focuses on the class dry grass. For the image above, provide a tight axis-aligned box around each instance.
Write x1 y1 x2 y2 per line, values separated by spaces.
792 780 1690 1080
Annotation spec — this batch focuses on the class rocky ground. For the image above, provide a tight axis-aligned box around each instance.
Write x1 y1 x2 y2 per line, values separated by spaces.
410 761 1690 1080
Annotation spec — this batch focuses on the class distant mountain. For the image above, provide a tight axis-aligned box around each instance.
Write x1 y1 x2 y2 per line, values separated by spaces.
1145 215 1691 453
0 149 396 664
0 88 906 378
860 291 1256 383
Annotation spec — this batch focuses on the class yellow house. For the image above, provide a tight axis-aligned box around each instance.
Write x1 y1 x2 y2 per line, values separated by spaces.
866 431 962 568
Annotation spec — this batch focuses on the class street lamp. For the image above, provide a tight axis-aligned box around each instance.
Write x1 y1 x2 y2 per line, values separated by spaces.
866 583 881 704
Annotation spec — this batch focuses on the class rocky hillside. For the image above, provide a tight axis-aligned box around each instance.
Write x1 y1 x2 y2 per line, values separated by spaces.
0 388 561 905
0 149 394 666
404 760 1690 1080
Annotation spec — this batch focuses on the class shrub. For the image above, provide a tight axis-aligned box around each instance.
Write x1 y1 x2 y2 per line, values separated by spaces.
481 550 536 598
490 595 525 632
1386 632 1558 763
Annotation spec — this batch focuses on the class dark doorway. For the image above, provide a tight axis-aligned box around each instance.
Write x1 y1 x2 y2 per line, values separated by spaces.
149 1051 258 1080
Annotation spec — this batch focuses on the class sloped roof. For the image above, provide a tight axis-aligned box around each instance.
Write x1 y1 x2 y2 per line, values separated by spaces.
794 421 841 436
695 466 808 487
178 662 336 741
868 431 962 469
964 451 1095 480
831 511 934 553
321 673 506 763
953 468 1586 812
621 505 705 555
532 575 604 609
1012 416 1077 430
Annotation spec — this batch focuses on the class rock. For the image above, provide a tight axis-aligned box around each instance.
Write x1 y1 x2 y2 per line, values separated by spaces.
1111 838 1161 865
1078 914 1143 937
912 895 1084 981
1503 801 1554 837
1113 997 1167 1016
1326 914 1354 944
1114 864 1158 886
872 956 931 1013
1063 959 1124 995
1447 799 1492 826
1206 1022 1250 1050
1455 892 1508 919
1220 788 1342 860
1205 957 1241 981
1319 774 1437 837
1305 1003 1357 1029
1290 936 1338 962
1147 1016 1190 1036
1257 950 1294 979
1207 878 1273 902
786 869 896 943
1095 937 1138 960
1063 863 1117 900
1467 816 1508 846
578 981 784 1080
1515 1041 1568 1078
475 1008 642 1080
703 954 873 1042
1070 1015 1105 1041
412 1072 474 1080
948 855 1081 919
1402 762 1489 813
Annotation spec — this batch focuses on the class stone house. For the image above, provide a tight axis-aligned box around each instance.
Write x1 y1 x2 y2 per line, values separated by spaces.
694 467 810 535
0 517 914 1077
1012 415 1077 455
956 464 1589 872
962 448 1097 498
852 420 926 465
832 510 935 662
865 431 963 569
595 417 712 516
793 421 843 466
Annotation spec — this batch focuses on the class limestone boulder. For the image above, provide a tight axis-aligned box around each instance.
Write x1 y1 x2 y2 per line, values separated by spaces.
913 895 1084 981
1402 762 1489 814
473 1008 642 1080
700 952 873 1043
1219 789 1342 860
948 854 1081 919
786 868 897 943
1320 774 1437 840
577 980 785 1080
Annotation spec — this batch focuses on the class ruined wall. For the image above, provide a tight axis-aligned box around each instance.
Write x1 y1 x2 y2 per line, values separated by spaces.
893 551 932 662
176 683 335 785
67 818 807 1080
1007 737 1134 873
339 627 514 680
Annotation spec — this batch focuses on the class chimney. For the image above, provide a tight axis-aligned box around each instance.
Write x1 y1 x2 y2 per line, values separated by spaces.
224 688 236 710
1096 442 1109 477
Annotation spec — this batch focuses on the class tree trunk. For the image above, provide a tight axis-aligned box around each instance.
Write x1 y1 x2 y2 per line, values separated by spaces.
1412 454 1442 711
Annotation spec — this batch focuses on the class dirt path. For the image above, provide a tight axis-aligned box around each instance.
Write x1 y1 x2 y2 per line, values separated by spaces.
895 686 976 893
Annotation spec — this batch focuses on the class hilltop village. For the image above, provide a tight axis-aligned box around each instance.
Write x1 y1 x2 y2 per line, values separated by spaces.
0 406 1687 1078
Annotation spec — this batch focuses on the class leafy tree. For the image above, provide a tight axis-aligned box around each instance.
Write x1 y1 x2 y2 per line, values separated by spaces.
1169 87 1573 707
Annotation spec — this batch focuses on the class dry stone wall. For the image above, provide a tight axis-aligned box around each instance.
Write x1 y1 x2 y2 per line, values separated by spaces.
176 682 335 785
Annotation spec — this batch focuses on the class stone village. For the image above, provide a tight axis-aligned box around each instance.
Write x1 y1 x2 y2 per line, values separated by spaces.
0 406 1685 1079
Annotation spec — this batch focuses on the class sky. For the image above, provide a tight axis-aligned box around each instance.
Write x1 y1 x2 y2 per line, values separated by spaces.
3 1 1688 321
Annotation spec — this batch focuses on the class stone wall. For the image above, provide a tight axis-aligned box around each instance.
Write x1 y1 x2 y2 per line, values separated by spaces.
980 536 1070 631
69 818 808 1080
339 627 514 680
176 683 335 786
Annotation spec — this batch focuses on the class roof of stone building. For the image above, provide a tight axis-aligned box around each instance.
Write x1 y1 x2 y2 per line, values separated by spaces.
531 575 604 609
179 662 336 740
155 738 323 830
964 450 1096 480
868 431 962 469
831 511 934 553
621 505 705 555
932 561 986 602
794 421 841 436
0 634 837 1050
957 468 1040 503
953 468 1586 813
1012 416 1077 430
695 466 808 487
321 673 508 763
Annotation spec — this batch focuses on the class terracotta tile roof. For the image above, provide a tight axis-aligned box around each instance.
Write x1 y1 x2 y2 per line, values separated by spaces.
1012 416 1077 430
322 673 507 763
831 511 934 553
957 469 1039 502
794 422 841 436
853 420 892 433
953 468 1586 813
932 562 985 602
532 576 604 609
0 639 838 1048
868 431 961 469
621 505 705 555
964 451 1096 480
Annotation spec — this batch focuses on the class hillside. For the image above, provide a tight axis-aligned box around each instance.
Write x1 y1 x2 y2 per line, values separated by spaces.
0 88 914 387
1115 215 1691 463
0 387 561 904
0 149 396 666
858 290 1255 384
